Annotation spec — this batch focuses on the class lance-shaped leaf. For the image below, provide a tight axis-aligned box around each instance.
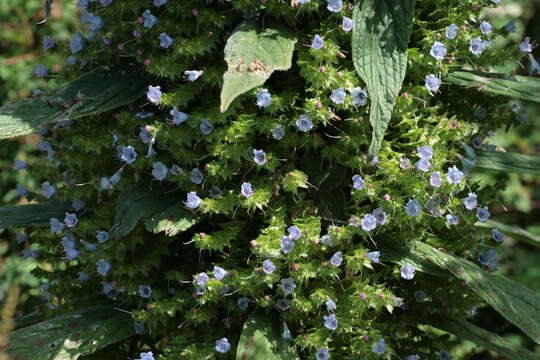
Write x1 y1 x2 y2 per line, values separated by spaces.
6 305 134 360
475 219 540 248
0 201 72 229
473 151 540 176
380 242 447 277
144 204 197 236
416 242 540 344
446 70 540 103
352 0 415 158
220 21 296 113
434 318 540 360
236 311 299 360
0 67 147 139
109 183 182 239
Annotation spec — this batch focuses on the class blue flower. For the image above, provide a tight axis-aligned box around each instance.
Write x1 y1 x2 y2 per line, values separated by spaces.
326 0 342 13
197 272 209 286
446 166 464 184
430 41 447 60
351 87 369 106
361 214 377 231
81 240 97 251
96 230 109 243
372 339 387 356
142 10 157 28
237 297 249 310
64 212 78 227
139 352 154 360
159 33 173 48
152 162 168 181
146 85 162 103
372 207 387 225
17 184 29 197
326 298 336 312
417 145 433 159
100 0 113 6
352 174 365 190
200 118 213 135
256 89 272 108
400 263 415 280
50 217 64 234
170 108 188 125
366 251 380 263
281 277 296 294
190 168 203 184
520 37 533 52
321 234 334 246
330 252 343 266
287 225 301 240
470 36 487 55
119 145 137 164
476 206 490 222
184 70 203 81
16 233 28 244
35 64 48 78
316 348 330 360
425 74 441 92
69 34 86 53
330 87 346 104
253 149 266 165
430 172 443 187
241 182 253 198
480 21 492 35
440 350 451 360
186 192 202 209
43 36 55 50
446 214 459 225
154 0 168 6
96 258 111 276
405 199 421 217
342 16 355 32
134 321 145 334
100 177 112 190
263 260 276 274
61 234 79 260
78 272 91 282
139 127 153 144
280 236 295 254
138 285 152 298
170 164 184 176
136 111 154 119
271 125 284 140
478 249 498 268
296 114 313 132
445 24 459 39
462 192 477 210
72 199 85 211
22 249 39 259
504 20 516 33
312 35 324 50
492 229 504 243
415 158 431 172
323 313 338 330
215 338 230 353
14 159 28 170
214 266 227 281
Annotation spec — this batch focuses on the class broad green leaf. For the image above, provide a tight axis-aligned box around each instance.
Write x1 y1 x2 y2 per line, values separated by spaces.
6 305 134 360
475 220 540 248
220 22 296 113
144 204 197 236
416 242 540 344
0 201 72 229
236 312 299 360
109 183 181 239
473 151 540 176
352 0 415 158
446 70 540 104
381 242 447 277
435 318 540 360
0 67 147 139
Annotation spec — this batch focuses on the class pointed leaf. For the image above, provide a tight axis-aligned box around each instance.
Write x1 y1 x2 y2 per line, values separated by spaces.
435 318 540 360
381 242 447 277
475 220 540 248
236 312 299 360
144 204 197 236
0 67 147 139
446 70 540 103
6 305 134 360
220 22 296 113
109 183 181 239
0 201 72 229
352 0 415 158
416 242 540 344
473 151 540 176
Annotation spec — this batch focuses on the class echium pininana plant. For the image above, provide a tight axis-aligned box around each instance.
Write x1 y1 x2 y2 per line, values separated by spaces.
2 0 540 359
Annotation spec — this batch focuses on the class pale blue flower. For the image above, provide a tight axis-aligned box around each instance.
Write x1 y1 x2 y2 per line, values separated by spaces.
214 266 227 280
330 87 346 104
492 229 504 243
271 125 284 140
504 20 516 33
190 168 203 184
241 182 253 198
134 321 145 334
327 0 342 13
170 108 188 125
296 114 313 132
316 348 330 360
297 0 310 3
520 37 532 52
430 172 443 187
138 285 152 298
237 297 249 310
69 34 85 53
256 89 272 108
253 149 266 165
96 230 109 243
480 21 492 35
312 34 324 50
61 234 78 260
64 212 78 227
16 233 28 244
154 0 168 6
321 234 334 246
352 174 365 190
287 225 301 240
405 199 421 217
330 251 343 266
142 10 157 28
43 36 55 50
430 41 447 60
462 192 477 210
42 181 56 198
324 313 338 330
170 164 184 175
280 236 295 254
400 263 415 279
351 87 369 106
197 272 209 286
186 192 202 209
372 339 387 356
445 24 459 39
446 166 464 184
152 162 168 181
342 16 355 32
78 272 91 282
139 127 153 144
283 323 291 339
139 352 154 360
415 158 431 172
96 258 111 276
146 85 162 103
22 249 39 259
476 206 490 222
200 118 213 135
35 64 48 77
446 214 459 225
17 184 29 197
263 259 275 274
366 251 380 263
418 145 433 159
281 277 296 294
119 145 137 164
215 338 230 353
470 36 487 55
159 33 173 48
136 111 154 119
425 74 441 92
361 214 377 231
184 70 203 81
326 298 336 312
100 0 113 6
14 159 27 170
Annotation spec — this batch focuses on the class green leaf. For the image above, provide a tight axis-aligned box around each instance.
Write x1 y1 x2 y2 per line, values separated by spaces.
445 70 540 103
144 203 197 236
220 22 296 113
109 183 182 239
434 318 540 360
475 220 540 248
0 67 147 139
352 0 415 158
0 201 72 229
416 242 540 344
6 305 134 360
236 312 299 360
473 151 540 176
381 242 447 277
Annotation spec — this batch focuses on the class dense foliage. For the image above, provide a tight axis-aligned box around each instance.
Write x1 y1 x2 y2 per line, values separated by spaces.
1 0 540 359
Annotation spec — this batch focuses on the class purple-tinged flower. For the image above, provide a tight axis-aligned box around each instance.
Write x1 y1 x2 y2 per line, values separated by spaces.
170 108 188 125
256 89 272 108
366 251 380 263
78 272 91 283
64 212 78 227
462 192 477 210
321 234 334 246
214 266 227 280
100 0 113 6
142 10 157 28
170 165 184 176
430 171 443 187
154 0 168 6
263 260 276 274
41 181 56 199
351 87 368 106
476 206 490 222
152 162 168 181
43 36 55 50
492 229 504 243
271 125 284 140
186 192 202 209
197 272 209 286
480 21 492 35
69 34 86 53
400 157 412 170
520 37 533 52
17 184 29 197
296 114 313 132
445 24 458 39
159 33 173 48
372 339 387 356
14 159 27 170
323 313 338 330
253 149 266 165
312 35 324 50
330 252 343 266
430 41 447 60
446 166 464 184
139 352 154 360
96 230 109 243
405 199 421 217
139 127 153 144
35 64 48 77
400 263 415 280
504 20 516 33
425 74 441 92
146 85 162 103
418 145 433 159
330 87 346 104
280 236 294 254
342 16 355 32
119 145 137 164
215 338 230 353
200 118 213 135
139 285 152 298
326 0 342 13
316 348 330 360
470 36 487 55
190 168 203 184
446 214 459 225
96 258 111 276
184 70 203 81
415 158 431 172
326 298 336 312
287 225 301 240
352 174 365 190
372 207 387 225
241 182 253 198
134 321 145 334
281 277 296 294
361 214 377 231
